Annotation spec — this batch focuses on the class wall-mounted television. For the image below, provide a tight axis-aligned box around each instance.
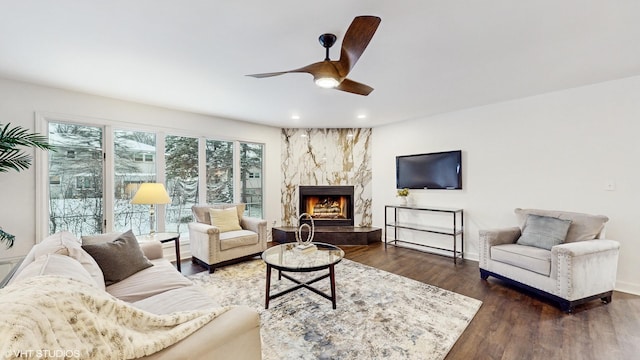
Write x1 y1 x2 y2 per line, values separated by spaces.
396 150 462 190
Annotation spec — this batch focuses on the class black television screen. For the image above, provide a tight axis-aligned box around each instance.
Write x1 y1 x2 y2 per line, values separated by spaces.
396 150 462 189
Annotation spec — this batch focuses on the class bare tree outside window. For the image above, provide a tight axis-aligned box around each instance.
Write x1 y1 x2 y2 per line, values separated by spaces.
48 123 104 236
240 142 263 218
165 135 198 235
206 140 233 204
113 130 156 235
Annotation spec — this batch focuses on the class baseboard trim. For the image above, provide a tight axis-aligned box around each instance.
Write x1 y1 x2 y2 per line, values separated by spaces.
614 280 640 296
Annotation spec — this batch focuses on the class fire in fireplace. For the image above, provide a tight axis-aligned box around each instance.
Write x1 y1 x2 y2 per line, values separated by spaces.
299 185 354 226
304 196 348 219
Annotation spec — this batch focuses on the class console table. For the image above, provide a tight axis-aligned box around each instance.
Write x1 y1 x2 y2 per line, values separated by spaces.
384 205 464 264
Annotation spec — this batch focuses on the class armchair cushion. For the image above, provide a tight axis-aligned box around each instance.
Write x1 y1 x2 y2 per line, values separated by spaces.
516 214 571 250
219 230 259 251
491 244 552 276
515 208 608 242
209 207 242 232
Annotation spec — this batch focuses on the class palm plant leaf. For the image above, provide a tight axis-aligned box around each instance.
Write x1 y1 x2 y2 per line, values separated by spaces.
0 228 15 248
0 122 55 246
0 123 55 173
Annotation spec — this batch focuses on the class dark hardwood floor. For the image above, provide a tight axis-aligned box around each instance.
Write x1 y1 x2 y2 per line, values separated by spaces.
180 242 640 360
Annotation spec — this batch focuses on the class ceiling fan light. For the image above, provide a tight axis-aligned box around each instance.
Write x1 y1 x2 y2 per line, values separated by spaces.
315 77 340 89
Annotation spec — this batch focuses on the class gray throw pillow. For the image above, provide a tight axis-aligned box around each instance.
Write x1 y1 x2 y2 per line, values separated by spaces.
81 230 153 286
517 214 572 250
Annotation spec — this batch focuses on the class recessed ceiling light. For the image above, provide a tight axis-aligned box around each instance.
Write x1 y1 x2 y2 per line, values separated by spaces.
357 114 367 119
291 114 300 120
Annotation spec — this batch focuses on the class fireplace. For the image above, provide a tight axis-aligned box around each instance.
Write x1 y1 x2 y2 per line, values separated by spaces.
298 185 354 226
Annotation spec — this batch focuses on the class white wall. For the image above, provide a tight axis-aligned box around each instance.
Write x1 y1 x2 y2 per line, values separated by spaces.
372 76 640 295
0 77 281 260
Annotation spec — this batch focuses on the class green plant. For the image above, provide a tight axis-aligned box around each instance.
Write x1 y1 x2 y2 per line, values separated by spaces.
397 188 409 197
0 122 55 248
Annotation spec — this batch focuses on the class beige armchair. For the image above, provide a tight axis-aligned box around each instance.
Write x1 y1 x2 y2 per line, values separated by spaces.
479 208 620 312
188 203 267 273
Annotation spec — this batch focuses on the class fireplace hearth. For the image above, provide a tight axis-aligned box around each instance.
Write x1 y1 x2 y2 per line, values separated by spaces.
299 185 354 227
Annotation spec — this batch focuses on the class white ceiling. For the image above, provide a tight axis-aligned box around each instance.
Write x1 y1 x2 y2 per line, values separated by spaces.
1 1 639 128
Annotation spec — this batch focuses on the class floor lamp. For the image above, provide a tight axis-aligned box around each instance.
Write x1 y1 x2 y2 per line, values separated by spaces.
130 183 171 234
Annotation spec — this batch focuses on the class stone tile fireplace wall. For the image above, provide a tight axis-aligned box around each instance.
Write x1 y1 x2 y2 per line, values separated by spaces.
281 128 372 227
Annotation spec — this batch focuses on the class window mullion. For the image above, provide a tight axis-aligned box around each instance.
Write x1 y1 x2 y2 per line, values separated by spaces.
103 125 114 233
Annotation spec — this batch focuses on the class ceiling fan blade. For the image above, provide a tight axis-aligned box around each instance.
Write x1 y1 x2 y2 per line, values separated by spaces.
246 71 291 78
337 16 381 76
336 78 374 96
247 61 340 81
246 62 337 79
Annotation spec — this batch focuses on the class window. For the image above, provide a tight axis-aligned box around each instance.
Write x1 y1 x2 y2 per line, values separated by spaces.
165 135 198 235
48 123 103 236
113 130 156 235
206 139 233 203
75 176 95 190
240 142 263 218
40 116 266 239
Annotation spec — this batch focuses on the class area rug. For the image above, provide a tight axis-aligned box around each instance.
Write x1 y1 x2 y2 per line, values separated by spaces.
189 259 482 360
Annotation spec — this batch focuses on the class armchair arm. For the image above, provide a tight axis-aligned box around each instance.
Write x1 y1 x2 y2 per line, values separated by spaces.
479 227 521 246
188 221 221 236
240 217 268 245
478 227 521 268
551 239 620 300
188 222 221 264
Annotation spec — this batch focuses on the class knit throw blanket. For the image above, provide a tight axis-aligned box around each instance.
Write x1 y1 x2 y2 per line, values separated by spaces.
0 275 228 360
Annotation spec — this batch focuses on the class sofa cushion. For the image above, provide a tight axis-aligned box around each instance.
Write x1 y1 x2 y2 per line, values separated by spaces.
219 230 259 251
132 286 218 315
192 203 246 225
81 230 153 286
11 253 98 288
106 258 193 302
514 208 608 242
209 207 242 232
31 231 106 290
516 214 571 250
491 243 552 276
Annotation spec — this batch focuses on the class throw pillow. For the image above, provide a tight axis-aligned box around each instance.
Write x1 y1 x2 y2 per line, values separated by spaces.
81 232 123 246
516 214 572 250
514 208 608 242
81 230 153 286
11 254 98 288
209 207 242 232
32 231 106 290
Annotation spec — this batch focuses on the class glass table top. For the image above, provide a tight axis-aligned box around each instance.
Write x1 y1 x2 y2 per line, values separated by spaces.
262 242 344 271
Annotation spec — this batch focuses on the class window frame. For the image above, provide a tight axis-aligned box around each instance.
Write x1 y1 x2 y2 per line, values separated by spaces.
35 112 265 241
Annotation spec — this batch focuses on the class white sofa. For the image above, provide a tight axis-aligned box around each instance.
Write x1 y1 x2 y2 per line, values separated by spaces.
479 208 620 312
3 231 262 359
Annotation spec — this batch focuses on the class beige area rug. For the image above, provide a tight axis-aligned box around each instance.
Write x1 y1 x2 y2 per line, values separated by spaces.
189 259 481 360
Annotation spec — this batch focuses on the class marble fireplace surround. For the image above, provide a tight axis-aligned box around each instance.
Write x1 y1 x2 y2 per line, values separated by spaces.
281 128 372 227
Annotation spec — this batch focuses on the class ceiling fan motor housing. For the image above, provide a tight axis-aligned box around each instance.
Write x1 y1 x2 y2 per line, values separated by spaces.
319 33 337 60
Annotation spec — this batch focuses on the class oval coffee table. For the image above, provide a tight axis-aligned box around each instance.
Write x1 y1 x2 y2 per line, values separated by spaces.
261 242 344 309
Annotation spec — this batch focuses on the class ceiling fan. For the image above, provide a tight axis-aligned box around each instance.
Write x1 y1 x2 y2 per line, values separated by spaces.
247 15 381 96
